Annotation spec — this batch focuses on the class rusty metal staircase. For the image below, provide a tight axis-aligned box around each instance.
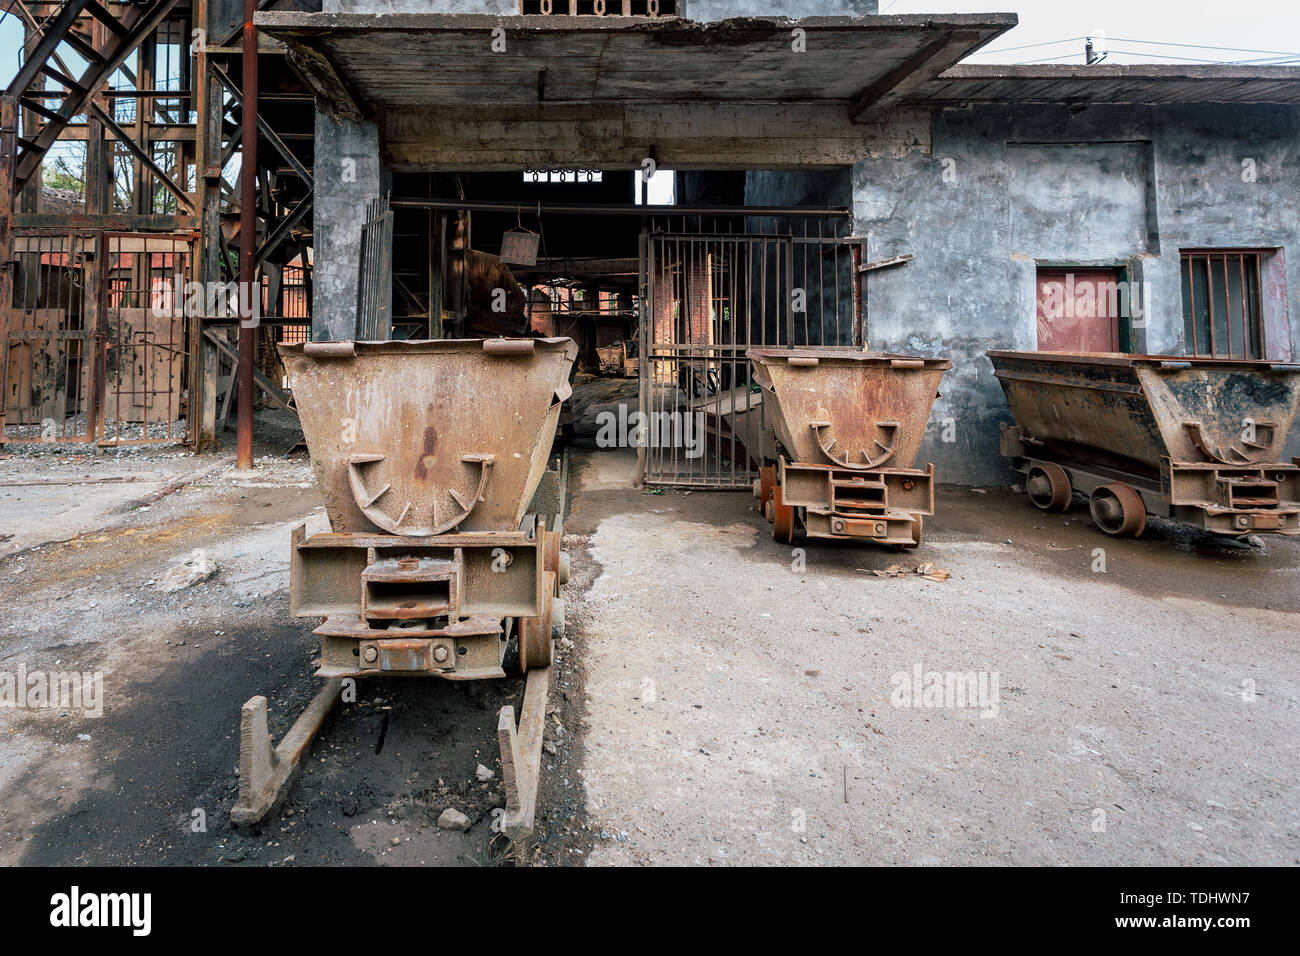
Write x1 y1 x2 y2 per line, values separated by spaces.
3 0 180 193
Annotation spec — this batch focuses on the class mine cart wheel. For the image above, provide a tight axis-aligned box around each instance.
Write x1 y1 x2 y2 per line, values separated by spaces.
759 466 776 508
903 514 923 549
518 592 556 672
1026 462 1072 512
771 484 797 545
544 528 564 594
1089 482 1147 537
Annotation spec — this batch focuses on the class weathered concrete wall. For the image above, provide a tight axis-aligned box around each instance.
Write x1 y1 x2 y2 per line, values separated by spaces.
689 0 877 18
855 102 1300 484
323 1 877 16
743 169 856 345
312 112 386 341
324 1 514 12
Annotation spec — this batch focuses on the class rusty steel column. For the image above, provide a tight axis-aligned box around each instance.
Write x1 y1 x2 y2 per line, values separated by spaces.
851 242 863 348
236 0 257 468
0 97 14 440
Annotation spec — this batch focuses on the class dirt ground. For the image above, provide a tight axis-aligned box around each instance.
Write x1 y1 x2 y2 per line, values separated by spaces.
0 423 580 867
1 390 1296 866
567 451 1298 865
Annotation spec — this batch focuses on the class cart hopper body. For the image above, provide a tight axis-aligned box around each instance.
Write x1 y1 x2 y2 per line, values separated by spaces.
748 348 950 473
280 337 576 679
281 337 577 536
747 348 950 546
989 350 1300 536
988 351 1300 473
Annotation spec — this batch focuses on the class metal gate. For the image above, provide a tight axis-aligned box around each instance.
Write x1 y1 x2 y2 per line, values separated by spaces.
1 230 194 445
639 219 860 489
356 196 393 340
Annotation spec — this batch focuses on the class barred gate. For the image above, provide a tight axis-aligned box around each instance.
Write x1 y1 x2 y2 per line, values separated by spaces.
638 219 859 489
356 196 393 340
1 230 194 445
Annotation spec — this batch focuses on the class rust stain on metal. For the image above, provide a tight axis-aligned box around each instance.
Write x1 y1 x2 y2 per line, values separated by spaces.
415 424 438 481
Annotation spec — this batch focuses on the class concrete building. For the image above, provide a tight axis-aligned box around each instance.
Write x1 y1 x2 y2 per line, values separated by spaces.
253 2 1300 484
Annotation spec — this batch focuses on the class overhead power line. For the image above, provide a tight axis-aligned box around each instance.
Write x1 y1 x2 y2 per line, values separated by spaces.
975 36 1087 56
1107 37 1300 57
1010 53 1090 65
1104 47 1298 63
981 33 1299 65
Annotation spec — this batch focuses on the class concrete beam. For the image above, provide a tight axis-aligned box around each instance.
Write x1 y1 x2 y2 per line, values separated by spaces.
255 12 1014 111
384 104 931 170
850 30 981 121
284 41 363 121
913 63 1300 106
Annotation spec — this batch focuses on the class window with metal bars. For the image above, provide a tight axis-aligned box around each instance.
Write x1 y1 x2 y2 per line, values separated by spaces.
1180 250 1265 359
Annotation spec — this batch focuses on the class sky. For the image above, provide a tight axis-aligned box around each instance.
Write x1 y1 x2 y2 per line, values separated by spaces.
3 1 1299 78
880 0 1300 65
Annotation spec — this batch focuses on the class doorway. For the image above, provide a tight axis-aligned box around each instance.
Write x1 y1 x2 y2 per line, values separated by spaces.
1035 268 1124 353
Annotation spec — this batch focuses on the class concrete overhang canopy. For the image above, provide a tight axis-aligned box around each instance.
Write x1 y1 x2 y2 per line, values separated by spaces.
253 12 1016 122
912 64 1300 106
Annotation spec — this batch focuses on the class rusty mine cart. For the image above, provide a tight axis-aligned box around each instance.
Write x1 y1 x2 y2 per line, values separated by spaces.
232 336 577 836
989 350 1300 538
747 348 950 548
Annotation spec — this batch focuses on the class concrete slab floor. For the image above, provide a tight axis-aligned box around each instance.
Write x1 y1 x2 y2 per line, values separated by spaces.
564 449 1298 866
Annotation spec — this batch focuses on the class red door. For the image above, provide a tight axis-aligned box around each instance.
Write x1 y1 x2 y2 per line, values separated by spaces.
1036 269 1121 352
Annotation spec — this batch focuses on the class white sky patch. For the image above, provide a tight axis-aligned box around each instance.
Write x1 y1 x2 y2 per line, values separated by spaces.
881 0 1300 64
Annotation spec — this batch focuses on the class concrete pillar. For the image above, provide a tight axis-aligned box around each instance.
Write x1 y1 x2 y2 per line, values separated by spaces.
312 111 384 342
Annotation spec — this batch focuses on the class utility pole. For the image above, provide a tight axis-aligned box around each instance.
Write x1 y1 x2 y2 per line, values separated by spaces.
1085 31 1107 65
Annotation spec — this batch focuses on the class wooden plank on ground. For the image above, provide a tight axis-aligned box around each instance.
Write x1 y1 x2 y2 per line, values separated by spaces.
497 664 551 841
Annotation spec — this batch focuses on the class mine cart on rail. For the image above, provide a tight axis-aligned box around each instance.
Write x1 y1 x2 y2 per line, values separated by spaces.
281 337 577 677
988 350 1300 538
747 348 950 548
